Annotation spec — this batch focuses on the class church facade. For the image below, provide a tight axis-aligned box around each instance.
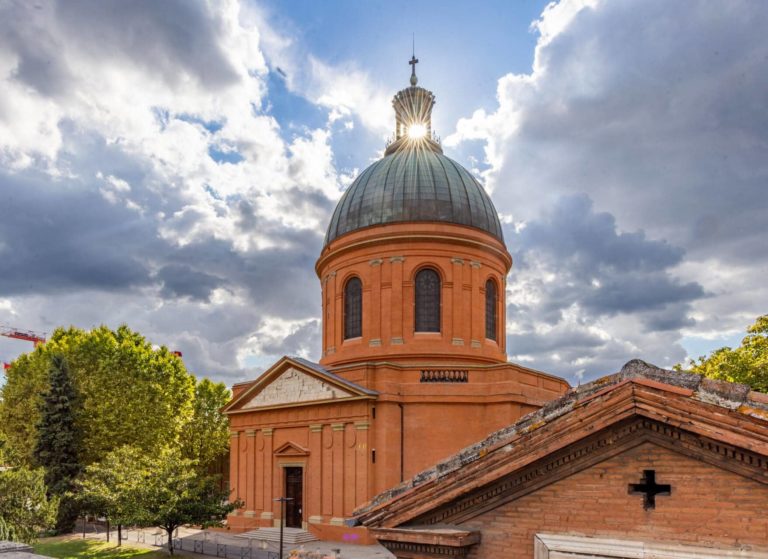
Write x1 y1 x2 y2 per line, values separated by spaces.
222 61 569 542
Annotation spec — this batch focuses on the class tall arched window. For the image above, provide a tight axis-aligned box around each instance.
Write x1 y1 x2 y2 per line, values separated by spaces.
344 277 362 339
415 268 441 332
485 279 497 341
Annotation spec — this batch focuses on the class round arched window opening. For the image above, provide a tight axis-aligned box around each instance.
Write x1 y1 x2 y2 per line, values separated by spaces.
485 279 498 341
415 268 441 332
344 277 362 339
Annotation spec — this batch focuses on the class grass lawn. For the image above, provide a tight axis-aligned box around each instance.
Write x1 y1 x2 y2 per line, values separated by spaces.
33 536 176 559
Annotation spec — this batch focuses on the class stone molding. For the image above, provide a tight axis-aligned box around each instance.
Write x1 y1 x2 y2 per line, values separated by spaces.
260 512 274 520
534 533 768 559
262 428 273 437
230 430 240 437
309 424 324 433
331 423 345 431
355 422 370 430
451 337 465 346
469 260 481 269
369 338 382 347
369 258 383 266
245 429 256 437
391 336 404 345
389 256 405 263
451 257 464 265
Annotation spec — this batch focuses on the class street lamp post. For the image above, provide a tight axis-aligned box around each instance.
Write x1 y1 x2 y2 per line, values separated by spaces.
273 497 294 559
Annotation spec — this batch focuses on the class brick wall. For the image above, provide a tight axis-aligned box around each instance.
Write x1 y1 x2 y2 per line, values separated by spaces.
462 442 768 558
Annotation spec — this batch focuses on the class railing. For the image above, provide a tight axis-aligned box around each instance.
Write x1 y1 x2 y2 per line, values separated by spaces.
420 369 469 383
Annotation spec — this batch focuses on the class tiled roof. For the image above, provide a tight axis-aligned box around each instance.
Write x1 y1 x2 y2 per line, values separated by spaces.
354 359 768 525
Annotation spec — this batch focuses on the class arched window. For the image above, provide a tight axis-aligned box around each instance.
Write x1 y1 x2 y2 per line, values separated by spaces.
485 279 497 341
344 277 362 339
415 268 441 332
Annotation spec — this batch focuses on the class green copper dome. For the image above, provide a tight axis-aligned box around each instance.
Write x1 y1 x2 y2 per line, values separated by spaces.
324 146 504 246
325 59 504 247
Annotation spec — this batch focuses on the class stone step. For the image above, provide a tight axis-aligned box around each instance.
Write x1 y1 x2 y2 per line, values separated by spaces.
234 528 318 544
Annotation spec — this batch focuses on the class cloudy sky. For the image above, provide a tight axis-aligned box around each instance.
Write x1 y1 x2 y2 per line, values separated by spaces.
1 0 766 386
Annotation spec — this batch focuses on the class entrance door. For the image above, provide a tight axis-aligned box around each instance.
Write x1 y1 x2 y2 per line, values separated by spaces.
284 467 303 528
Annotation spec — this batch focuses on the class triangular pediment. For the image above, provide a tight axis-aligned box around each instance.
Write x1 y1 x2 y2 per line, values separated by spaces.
223 357 376 414
241 366 355 409
274 441 310 457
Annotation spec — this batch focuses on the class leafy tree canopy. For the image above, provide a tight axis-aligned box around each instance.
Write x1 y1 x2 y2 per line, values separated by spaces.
181 378 231 472
0 467 57 544
0 325 196 466
679 314 768 393
79 446 238 555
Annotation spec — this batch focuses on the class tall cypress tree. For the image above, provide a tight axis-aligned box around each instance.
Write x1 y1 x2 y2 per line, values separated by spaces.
33 354 82 533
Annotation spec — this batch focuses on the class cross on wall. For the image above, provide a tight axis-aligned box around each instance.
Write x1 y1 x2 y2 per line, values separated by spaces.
628 469 671 510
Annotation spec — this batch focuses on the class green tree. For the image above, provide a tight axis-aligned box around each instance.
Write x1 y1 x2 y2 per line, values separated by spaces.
181 378 230 472
33 355 82 533
78 447 238 555
0 467 57 543
680 314 768 393
76 446 146 546
0 325 195 466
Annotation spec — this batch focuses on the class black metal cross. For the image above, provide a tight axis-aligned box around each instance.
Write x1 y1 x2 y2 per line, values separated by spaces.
628 469 671 510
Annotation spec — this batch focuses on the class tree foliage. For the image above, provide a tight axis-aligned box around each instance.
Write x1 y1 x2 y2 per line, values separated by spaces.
681 314 768 393
33 355 82 533
0 467 57 543
0 325 196 466
79 447 238 555
181 378 231 472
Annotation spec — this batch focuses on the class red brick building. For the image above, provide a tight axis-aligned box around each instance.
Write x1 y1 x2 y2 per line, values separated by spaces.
222 63 569 541
354 360 768 558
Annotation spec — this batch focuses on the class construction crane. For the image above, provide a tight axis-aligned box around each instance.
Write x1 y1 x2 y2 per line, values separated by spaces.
1 325 46 371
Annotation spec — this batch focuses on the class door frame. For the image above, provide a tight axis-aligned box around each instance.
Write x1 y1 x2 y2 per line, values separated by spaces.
279 462 305 529
535 534 768 559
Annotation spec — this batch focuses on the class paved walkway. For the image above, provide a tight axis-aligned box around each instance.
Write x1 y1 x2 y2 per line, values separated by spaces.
83 524 394 559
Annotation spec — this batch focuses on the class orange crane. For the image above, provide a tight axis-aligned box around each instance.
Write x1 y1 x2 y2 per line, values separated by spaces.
1 325 46 371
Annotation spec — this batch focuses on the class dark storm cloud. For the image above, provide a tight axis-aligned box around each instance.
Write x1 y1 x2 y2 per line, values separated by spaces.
485 1 768 266
157 264 225 302
0 170 155 295
511 195 705 323
504 194 705 378
0 0 240 99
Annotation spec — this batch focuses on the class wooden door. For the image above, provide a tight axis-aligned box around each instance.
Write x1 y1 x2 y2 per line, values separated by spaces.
284 467 303 528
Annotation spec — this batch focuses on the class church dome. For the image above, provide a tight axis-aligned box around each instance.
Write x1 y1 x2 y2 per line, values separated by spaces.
324 57 503 246
324 147 504 245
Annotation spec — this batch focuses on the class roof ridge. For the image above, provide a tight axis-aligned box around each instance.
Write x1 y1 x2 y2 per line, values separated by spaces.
352 359 768 521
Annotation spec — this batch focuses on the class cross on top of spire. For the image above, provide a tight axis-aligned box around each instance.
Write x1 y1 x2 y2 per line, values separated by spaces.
409 54 419 86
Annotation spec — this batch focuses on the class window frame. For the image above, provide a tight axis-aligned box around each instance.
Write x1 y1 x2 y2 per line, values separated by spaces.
343 276 363 340
414 267 442 333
